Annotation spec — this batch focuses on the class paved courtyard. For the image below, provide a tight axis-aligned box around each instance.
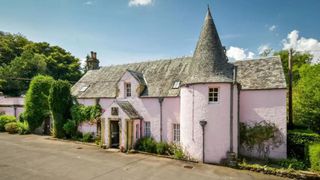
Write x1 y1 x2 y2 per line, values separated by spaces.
0 133 287 180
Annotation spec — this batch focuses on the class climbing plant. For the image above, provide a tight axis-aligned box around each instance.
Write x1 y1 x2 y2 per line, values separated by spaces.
24 75 54 131
240 121 284 159
70 103 101 124
48 80 73 138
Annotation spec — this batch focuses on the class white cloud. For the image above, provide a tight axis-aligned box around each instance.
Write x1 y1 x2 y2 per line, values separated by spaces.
258 44 272 55
282 30 320 63
226 46 255 61
129 0 153 7
84 1 93 5
269 25 277 32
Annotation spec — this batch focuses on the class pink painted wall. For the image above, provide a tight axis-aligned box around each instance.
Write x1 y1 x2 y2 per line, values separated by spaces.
78 122 97 136
239 89 287 159
180 83 238 163
0 97 24 118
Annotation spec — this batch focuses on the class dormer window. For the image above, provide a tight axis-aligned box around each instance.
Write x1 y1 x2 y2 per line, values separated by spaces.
172 81 180 89
209 87 219 103
125 83 131 97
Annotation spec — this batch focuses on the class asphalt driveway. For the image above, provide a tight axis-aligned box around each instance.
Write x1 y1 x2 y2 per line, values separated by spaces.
0 133 287 180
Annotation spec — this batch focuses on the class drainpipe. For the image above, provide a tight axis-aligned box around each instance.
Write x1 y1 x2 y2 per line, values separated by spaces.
13 105 17 118
158 97 164 141
199 120 207 163
227 66 238 167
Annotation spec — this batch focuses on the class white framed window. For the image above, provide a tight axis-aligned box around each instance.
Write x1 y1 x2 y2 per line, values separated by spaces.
208 87 219 103
125 83 131 97
136 124 140 140
144 121 151 137
173 124 180 142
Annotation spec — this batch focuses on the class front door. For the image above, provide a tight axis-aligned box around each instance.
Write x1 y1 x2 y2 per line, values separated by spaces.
110 121 120 148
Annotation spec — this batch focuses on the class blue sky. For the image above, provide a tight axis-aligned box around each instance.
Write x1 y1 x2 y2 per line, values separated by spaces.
1 0 320 66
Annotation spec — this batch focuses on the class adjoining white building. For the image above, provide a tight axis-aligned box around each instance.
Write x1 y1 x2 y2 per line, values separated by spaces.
71 8 287 163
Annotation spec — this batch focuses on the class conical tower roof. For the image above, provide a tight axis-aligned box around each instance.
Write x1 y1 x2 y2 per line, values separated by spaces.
186 7 233 84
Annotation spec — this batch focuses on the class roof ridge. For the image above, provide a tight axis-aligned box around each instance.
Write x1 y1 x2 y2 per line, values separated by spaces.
233 56 280 63
101 56 192 69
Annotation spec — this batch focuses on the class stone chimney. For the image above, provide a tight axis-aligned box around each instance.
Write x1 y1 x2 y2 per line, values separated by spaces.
86 51 100 71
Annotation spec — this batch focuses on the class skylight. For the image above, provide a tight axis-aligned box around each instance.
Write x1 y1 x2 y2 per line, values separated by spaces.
172 81 180 89
80 86 89 92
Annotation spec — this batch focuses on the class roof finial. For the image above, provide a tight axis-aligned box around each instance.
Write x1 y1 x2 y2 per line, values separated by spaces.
206 4 212 20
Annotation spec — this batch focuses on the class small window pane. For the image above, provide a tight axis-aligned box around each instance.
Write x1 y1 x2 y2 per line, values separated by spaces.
126 83 131 97
209 87 219 103
173 124 180 142
111 107 119 116
144 122 151 137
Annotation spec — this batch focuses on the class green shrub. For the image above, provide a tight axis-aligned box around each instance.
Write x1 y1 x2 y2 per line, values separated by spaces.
0 115 16 131
156 142 170 155
275 158 306 170
63 120 77 138
82 133 94 142
169 144 185 160
134 137 157 153
49 80 73 138
288 130 320 160
308 143 320 171
4 122 18 134
24 75 54 131
17 122 30 135
70 104 101 124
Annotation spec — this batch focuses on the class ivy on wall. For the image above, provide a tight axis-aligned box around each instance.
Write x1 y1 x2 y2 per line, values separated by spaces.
240 121 284 159
70 103 102 124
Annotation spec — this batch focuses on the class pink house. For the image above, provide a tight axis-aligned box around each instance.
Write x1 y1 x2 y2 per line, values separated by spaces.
71 8 287 163
0 94 24 119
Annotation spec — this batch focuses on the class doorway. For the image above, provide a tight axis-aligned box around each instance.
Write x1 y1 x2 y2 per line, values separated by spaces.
110 121 120 148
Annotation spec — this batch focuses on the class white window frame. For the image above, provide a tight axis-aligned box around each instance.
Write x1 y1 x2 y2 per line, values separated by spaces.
144 121 151 137
125 83 131 97
208 87 219 103
173 123 180 142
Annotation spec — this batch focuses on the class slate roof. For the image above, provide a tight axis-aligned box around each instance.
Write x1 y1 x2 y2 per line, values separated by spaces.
71 8 286 98
71 56 286 98
191 7 233 83
234 56 286 90
116 101 141 119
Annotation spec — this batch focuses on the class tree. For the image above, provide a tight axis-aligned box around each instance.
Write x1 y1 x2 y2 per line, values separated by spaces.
274 50 312 85
0 50 47 96
0 32 29 66
293 64 320 132
0 32 83 96
24 75 54 131
49 80 73 138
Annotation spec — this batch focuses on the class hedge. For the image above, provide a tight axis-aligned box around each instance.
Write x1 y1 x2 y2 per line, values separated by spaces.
0 115 16 131
24 75 54 131
287 129 320 160
308 143 320 171
49 80 72 138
